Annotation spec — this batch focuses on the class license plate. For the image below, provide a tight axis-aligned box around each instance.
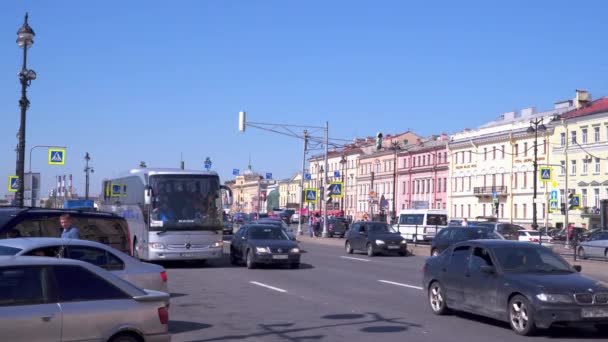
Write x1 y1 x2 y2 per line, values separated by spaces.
582 308 608 318
181 253 195 257
387 246 400 249
272 255 288 259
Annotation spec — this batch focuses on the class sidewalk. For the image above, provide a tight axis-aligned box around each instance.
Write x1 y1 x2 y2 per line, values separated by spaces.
296 234 608 282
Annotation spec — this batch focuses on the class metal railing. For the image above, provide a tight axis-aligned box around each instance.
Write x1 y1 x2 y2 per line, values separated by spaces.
473 186 508 196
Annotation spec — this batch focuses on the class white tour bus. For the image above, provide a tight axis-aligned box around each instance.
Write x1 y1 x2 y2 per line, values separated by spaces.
392 209 448 243
101 168 232 262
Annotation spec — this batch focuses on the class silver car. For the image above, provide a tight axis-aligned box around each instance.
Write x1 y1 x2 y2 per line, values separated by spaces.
577 230 608 260
0 238 169 293
0 256 170 342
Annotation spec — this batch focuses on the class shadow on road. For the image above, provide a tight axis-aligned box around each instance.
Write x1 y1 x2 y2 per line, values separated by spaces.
170 292 188 298
185 311 421 341
169 320 213 334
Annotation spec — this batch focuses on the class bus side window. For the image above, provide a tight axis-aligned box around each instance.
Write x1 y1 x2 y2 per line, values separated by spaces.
13 219 44 238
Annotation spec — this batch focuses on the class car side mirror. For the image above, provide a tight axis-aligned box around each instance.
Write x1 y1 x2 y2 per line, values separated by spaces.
573 265 582 272
480 265 495 274
359 231 366 235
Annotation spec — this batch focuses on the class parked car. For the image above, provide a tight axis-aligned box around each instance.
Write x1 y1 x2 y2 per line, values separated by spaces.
576 230 608 260
517 230 551 244
551 227 586 243
0 207 130 255
0 256 170 342
230 224 301 269
327 218 347 238
223 221 234 235
279 210 295 225
580 228 606 242
345 221 407 257
0 237 169 293
430 227 503 256
472 222 522 241
423 240 608 335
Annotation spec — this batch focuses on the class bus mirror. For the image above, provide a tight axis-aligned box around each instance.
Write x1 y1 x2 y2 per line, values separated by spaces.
221 185 233 205
144 188 152 205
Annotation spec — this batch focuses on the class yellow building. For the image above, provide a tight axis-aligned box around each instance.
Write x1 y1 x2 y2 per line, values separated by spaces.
279 173 310 209
550 91 608 229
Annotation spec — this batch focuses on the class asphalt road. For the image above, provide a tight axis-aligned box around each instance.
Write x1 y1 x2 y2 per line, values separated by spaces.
164 237 608 342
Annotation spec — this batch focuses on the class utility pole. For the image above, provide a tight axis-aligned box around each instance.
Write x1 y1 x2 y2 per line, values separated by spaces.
297 130 308 235
322 121 329 237
370 171 375 220
84 152 94 200
564 119 570 248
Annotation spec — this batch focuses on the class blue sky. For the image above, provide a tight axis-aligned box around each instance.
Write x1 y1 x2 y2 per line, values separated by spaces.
1 0 608 198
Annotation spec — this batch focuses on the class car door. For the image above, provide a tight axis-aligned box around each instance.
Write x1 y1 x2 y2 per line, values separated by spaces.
433 228 451 253
348 224 360 250
442 245 470 309
461 247 501 318
49 265 137 341
0 266 61 342
585 232 608 258
355 224 367 250
232 226 247 259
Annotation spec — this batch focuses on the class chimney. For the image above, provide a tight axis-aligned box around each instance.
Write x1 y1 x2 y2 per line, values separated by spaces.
575 89 592 109
441 132 448 141
416 138 423 146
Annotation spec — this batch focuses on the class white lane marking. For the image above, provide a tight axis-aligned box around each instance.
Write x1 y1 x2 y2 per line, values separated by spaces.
249 281 287 293
340 256 371 262
378 280 423 290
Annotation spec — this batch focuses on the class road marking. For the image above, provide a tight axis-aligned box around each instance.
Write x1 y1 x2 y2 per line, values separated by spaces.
340 256 370 262
378 280 423 290
249 281 287 293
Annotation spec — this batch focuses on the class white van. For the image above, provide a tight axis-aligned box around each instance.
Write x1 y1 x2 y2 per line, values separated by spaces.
392 209 448 243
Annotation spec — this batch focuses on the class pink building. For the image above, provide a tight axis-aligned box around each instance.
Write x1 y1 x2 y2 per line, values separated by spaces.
396 135 449 211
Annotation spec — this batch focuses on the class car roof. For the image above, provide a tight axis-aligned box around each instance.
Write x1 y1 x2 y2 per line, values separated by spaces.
0 237 114 250
243 224 283 229
453 240 534 248
0 255 92 267
0 207 121 218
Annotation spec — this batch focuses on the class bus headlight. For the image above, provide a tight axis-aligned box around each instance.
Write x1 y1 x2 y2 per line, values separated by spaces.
149 242 166 249
211 241 223 248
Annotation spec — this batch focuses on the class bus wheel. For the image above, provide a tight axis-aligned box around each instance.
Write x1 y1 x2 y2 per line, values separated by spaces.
132 239 139 259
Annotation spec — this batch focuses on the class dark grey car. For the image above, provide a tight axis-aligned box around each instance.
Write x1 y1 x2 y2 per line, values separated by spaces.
345 221 407 256
327 218 347 238
230 225 301 269
423 240 608 336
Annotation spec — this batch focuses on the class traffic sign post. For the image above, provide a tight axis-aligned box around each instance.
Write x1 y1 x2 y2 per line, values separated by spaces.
333 171 340 178
304 173 311 180
539 167 552 182
328 182 344 198
8 176 19 192
265 172 272 180
549 199 559 213
232 168 239 176
550 190 558 200
304 188 317 203
48 148 66 165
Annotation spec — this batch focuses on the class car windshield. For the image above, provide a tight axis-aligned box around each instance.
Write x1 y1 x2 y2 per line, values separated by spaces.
149 174 222 231
249 227 289 240
368 223 396 233
494 246 573 273
0 246 21 255
524 231 540 236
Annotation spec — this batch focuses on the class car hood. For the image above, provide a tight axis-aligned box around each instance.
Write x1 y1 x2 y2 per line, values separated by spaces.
369 233 404 242
249 240 298 249
506 273 608 293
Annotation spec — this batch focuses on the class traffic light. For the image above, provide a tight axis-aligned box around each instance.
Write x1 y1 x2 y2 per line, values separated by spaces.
560 203 566 215
376 132 383 150
568 192 575 210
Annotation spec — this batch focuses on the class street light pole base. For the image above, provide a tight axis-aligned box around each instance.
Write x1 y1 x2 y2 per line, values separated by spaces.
322 232 329 238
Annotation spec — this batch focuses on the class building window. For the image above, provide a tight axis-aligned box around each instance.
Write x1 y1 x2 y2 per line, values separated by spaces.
422 156 426 166
484 148 487 161
437 179 441 192
460 177 464 192
443 178 447 193
468 176 472 191
571 131 577 144
514 204 518 219
467 204 471 217
500 204 504 218
501 145 505 159
493 147 496 160
595 127 600 142
427 179 431 193
501 173 505 187
571 160 577 175
454 205 457 217
595 158 600 174
583 159 589 174
560 133 566 146
523 203 527 219
482 204 486 217
523 172 527 189
468 151 472 163
560 189 565 204
582 128 588 144
594 188 600 208
542 139 547 155
524 142 528 157
582 189 588 207
460 204 464 218
560 160 565 175
514 144 519 156
514 172 518 189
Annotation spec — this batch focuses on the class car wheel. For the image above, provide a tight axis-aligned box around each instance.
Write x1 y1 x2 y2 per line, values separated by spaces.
431 248 440 257
366 243 375 257
595 324 608 333
109 332 141 342
246 249 256 269
345 241 353 254
428 281 449 315
290 263 300 269
508 295 536 336
412 235 418 244
577 247 588 260
398 251 407 257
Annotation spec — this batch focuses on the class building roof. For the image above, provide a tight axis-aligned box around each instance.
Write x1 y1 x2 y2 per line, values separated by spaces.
561 98 608 119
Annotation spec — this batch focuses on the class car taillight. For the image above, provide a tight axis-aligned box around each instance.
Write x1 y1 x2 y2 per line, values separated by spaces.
530 238 539 242
158 306 169 324
160 271 168 282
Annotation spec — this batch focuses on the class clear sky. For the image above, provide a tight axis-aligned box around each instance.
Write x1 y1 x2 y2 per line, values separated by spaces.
1 0 608 198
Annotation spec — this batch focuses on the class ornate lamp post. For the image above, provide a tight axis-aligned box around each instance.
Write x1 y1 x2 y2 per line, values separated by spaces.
527 118 546 244
15 13 36 206
84 153 95 200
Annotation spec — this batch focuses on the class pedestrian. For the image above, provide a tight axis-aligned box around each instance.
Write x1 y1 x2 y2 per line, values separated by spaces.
308 215 315 238
461 218 468 227
314 213 321 236
60 214 80 239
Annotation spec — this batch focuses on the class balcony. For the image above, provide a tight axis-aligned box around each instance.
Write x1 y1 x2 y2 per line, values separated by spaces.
473 186 508 197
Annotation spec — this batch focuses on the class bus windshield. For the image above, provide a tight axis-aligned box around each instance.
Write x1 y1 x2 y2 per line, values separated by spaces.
149 174 222 231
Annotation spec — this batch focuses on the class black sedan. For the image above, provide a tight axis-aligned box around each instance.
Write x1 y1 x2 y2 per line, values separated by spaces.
423 240 608 335
345 221 407 256
430 227 503 256
230 224 301 269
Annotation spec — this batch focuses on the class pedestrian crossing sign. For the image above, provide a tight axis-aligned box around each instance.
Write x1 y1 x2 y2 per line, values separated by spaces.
111 184 124 197
549 199 558 213
8 176 19 192
328 182 344 198
48 148 66 165
304 188 317 203
539 167 552 182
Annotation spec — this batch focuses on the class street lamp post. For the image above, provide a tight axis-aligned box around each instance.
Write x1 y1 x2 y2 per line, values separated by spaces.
340 155 346 215
389 140 402 223
84 153 94 200
527 118 546 244
15 13 36 207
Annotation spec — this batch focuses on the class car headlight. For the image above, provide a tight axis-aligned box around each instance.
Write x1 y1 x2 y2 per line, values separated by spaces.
211 241 223 248
400 239 407 244
255 246 270 254
289 247 300 254
536 293 574 303
149 242 166 249
375 240 385 245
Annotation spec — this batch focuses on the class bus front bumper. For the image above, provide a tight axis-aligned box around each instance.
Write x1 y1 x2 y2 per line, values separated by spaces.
148 246 223 261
